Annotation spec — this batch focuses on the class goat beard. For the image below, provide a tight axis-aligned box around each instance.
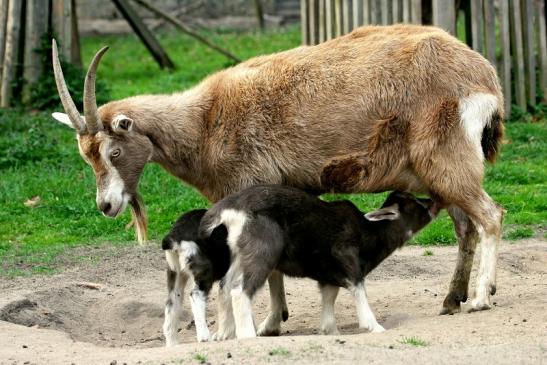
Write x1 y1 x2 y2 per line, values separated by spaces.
129 193 148 244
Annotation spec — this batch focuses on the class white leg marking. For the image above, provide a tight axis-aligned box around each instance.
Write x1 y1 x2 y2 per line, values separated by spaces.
459 93 499 161
320 285 340 335
257 272 286 336
350 281 385 333
211 284 236 341
219 209 247 251
165 250 180 272
163 270 189 347
231 285 257 339
190 288 210 342
470 230 498 310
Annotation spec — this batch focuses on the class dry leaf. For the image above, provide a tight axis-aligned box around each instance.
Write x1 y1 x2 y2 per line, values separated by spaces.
24 196 41 207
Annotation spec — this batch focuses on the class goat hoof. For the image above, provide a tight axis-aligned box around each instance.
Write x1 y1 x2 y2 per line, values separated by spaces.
440 292 465 315
371 325 385 333
467 298 492 312
320 326 340 335
257 323 281 337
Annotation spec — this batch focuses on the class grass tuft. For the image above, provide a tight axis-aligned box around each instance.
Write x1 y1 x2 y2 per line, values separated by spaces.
400 336 428 347
269 347 291 356
423 249 434 256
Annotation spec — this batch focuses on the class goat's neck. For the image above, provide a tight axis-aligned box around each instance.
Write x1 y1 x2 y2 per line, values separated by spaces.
360 222 409 273
133 88 211 188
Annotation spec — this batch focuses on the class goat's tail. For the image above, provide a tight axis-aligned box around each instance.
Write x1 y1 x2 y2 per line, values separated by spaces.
481 110 504 163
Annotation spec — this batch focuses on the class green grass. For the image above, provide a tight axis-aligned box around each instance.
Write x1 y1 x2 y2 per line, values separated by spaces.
192 353 207 364
0 26 546 276
400 336 428 347
269 347 291 356
423 249 434 256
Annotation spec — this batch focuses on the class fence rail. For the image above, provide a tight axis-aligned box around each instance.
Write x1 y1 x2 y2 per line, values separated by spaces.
300 0 547 117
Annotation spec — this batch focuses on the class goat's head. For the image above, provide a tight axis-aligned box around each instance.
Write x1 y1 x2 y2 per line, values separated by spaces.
365 191 442 237
51 40 149 242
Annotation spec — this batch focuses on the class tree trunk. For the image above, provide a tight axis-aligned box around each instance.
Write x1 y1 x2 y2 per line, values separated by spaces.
0 0 10 101
22 0 50 103
1 0 23 107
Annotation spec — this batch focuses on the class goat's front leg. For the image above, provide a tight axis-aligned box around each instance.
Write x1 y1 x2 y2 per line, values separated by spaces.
163 265 190 347
319 284 340 335
350 281 385 333
257 271 289 336
189 286 210 342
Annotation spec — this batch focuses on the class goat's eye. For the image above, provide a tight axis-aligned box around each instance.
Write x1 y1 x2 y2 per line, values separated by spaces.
111 149 121 158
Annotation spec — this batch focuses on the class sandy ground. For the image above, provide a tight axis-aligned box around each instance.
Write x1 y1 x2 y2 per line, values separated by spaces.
0 238 546 365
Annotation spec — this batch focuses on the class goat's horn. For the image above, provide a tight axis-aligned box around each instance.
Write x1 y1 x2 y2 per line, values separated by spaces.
51 39 86 134
83 46 109 134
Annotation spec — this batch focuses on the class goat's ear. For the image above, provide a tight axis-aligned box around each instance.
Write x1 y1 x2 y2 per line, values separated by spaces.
112 115 134 134
52 112 76 129
365 204 400 221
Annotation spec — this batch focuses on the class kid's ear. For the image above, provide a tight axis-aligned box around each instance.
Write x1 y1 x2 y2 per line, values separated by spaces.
112 115 134 133
365 204 400 221
52 112 76 129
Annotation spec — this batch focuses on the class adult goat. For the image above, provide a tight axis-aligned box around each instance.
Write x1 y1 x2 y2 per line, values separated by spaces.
51 25 504 329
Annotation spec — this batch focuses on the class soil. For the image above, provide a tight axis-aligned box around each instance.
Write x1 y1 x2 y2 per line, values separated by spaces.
1 238 546 364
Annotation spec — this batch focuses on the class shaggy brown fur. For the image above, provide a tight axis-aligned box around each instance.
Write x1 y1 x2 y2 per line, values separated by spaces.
54 24 505 316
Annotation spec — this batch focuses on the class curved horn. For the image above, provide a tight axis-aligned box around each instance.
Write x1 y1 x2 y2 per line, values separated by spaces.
51 39 86 133
83 46 109 134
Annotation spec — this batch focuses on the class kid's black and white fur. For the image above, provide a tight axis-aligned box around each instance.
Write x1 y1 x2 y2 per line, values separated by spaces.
162 185 439 344
199 185 440 339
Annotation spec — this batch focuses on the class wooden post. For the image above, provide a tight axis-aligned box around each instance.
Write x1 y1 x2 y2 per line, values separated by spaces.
499 0 512 116
319 0 326 42
309 0 317 44
410 0 421 24
0 0 9 101
483 0 496 70
536 0 547 103
363 0 371 25
335 0 342 36
1 0 23 107
432 0 455 34
510 0 527 109
52 0 73 61
403 0 411 23
301 0 309 44
326 0 333 39
22 0 51 104
70 0 82 67
253 0 265 30
343 0 350 33
112 0 175 69
393 0 403 23
381 0 390 25
470 0 484 52
371 0 382 25
353 0 360 28
522 0 536 106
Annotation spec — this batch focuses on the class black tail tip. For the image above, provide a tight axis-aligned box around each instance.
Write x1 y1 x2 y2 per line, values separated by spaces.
481 112 504 163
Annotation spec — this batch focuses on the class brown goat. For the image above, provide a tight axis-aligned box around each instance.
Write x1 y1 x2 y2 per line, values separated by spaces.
51 25 504 336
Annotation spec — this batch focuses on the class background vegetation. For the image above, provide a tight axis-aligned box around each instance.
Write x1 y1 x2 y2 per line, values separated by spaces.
0 27 545 276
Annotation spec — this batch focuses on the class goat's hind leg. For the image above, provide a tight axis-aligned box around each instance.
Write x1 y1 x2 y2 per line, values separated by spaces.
440 205 479 315
257 271 289 336
163 267 190 347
